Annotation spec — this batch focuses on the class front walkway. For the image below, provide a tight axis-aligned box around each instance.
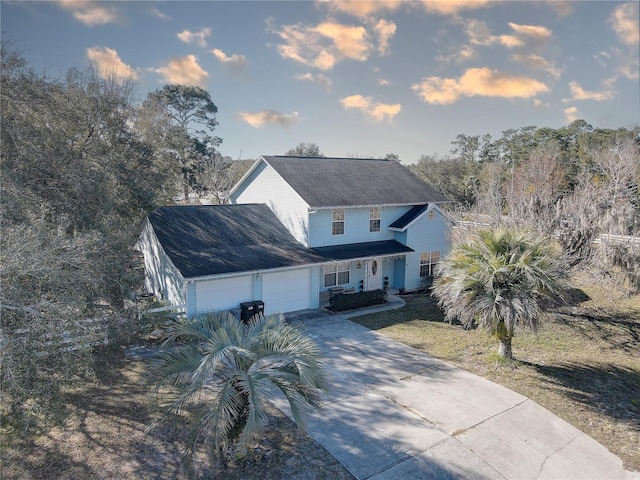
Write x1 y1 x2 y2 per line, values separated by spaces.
279 308 638 480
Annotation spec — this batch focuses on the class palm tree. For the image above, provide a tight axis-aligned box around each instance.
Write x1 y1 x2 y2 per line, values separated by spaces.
432 228 566 359
147 311 327 468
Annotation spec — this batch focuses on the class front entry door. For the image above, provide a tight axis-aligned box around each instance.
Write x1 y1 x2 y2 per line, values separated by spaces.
365 258 382 291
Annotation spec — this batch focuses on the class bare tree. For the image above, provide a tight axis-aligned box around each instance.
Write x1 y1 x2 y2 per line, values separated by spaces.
554 136 640 289
475 161 506 221
503 142 566 234
194 154 235 204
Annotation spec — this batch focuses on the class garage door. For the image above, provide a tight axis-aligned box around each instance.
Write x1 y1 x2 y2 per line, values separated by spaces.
195 275 252 313
263 269 311 315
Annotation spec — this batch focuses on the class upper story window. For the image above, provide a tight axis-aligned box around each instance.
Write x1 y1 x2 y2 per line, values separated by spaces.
420 251 440 277
332 209 345 235
369 207 381 232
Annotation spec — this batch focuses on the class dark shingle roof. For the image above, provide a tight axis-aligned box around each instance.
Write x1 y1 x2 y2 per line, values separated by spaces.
389 205 430 230
262 156 449 208
148 204 326 278
312 240 414 261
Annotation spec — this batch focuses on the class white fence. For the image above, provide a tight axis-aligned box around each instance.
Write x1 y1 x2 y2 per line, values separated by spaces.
452 221 640 247
594 234 640 246
8 303 184 355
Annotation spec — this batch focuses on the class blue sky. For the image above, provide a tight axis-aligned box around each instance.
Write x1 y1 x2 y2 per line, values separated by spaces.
2 1 639 163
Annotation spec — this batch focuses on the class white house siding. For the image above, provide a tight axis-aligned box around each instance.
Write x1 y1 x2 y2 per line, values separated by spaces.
403 209 450 291
308 206 410 247
262 268 312 315
230 161 311 246
193 275 253 314
139 220 186 307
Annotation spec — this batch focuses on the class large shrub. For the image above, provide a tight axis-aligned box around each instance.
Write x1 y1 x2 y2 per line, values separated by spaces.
329 289 387 312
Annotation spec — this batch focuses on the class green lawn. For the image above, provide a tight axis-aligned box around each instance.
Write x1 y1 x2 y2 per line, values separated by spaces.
352 275 640 472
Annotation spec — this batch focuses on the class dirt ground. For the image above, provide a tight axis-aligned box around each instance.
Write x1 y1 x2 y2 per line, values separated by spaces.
1 350 354 480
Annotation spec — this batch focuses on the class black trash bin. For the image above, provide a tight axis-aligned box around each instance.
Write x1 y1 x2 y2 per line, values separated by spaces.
240 302 255 324
252 300 265 318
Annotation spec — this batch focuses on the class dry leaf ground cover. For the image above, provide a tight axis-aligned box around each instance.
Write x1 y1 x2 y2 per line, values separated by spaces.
1 348 354 480
352 272 640 472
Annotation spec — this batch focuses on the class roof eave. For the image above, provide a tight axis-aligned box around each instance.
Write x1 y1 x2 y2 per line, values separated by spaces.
184 260 330 283
311 202 431 210
330 251 413 263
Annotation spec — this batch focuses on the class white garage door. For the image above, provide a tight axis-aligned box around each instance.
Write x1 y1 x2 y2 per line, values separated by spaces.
263 269 311 315
195 275 252 313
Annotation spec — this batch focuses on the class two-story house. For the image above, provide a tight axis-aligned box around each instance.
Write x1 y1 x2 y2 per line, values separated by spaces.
137 156 449 317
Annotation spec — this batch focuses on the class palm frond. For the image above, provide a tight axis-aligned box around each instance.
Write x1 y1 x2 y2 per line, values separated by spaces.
433 227 567 344
147 310 327 467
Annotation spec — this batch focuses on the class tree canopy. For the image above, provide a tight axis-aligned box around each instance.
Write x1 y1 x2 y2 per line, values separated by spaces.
285 142 324 157
0 46 179 430
143 84 222 202
411 122 640 290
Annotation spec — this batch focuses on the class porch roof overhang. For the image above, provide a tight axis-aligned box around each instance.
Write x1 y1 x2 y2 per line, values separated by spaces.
311 240 414 262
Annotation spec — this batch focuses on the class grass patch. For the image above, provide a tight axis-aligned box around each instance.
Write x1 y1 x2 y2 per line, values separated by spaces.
352 273 640 472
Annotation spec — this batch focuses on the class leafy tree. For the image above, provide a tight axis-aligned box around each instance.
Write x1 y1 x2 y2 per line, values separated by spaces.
433 228 566 359
450 133 480 163
410 154 480 207
478 133 499 163
148 312 327 470
1 46 175 431
285 142 324 157
144 84 222 202
496 126 538 166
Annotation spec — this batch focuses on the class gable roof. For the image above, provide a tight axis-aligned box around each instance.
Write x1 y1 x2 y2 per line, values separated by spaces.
259 156 449 208
148 204 326 278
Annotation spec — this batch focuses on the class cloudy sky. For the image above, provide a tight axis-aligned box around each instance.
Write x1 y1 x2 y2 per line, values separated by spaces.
2 1 639 163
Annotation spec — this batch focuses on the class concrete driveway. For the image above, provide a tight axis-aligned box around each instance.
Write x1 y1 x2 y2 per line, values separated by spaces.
278 308 638 480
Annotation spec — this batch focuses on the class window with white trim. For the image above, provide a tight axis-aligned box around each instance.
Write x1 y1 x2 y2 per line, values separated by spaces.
369 207 381 232
420 251 440 277
332 209 345 235
324 262 350 287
